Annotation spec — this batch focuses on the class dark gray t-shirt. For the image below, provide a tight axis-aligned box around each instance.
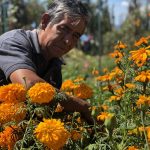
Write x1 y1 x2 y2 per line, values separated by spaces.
0 29 63 89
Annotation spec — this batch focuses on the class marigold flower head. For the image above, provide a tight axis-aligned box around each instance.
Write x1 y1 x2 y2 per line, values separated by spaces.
146 127 150 141
70 130 81 141
34 119 70 150
0 102 26 125
73 76 84 83
111 67 124 77
109 95 122 102
96 74 113 82
109 50 123 63
28 82 55 104
134 37 148 47
127 146 139 150
136 95 150 106
61 80 75 91
0 83 26 103
55 103 64 113
97 112 109 121
114 41 127 49
129 48 150 67
125 83 136 89
135 70 150 82
0 126 21 150
101 105 109 111
73 83 93 99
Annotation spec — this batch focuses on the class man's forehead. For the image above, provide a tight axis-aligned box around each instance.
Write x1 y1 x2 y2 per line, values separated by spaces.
61 15 86 33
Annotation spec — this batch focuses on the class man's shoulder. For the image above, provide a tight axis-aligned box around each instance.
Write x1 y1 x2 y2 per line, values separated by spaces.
0 29 29 43
0 29 32 48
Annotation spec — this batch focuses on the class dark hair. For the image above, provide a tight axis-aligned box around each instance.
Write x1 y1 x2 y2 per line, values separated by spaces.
46 0 90 25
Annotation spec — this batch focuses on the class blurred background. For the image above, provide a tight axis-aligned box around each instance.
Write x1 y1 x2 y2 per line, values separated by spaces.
0 0 150 74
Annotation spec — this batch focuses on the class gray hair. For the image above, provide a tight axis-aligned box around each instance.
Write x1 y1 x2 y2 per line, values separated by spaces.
46 0 90 26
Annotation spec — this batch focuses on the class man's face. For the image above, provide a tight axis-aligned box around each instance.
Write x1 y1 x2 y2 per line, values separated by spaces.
38 15 86 60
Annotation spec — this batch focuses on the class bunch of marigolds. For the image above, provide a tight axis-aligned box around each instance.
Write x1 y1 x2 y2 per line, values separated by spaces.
0 36 150 150
0 79 95 150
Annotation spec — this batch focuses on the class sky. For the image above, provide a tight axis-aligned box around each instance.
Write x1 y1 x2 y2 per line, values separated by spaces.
107 0 129 26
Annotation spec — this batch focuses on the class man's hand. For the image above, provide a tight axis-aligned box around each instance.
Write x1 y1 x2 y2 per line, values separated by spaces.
59 94 94 125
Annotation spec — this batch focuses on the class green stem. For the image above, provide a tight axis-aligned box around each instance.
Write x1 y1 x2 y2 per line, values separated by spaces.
140 109 150 150
20 112 35 150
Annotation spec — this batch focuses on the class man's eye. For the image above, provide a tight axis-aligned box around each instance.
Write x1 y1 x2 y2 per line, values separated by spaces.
59 26 68 32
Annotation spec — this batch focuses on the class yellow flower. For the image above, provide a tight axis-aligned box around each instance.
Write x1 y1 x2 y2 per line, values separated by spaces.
109 50 123 63
61 79 75 91
0 83 26 103
73 83 93 99
125 83 136 89
0 126 21 150
136 95 150 106
34 119 70 150
0 102 26 124
129 48 150 67
109 88 124 102
110 95 122 102
134 37 148 47
96 74 113 82
28 82 55 104
73 76 84 83
101 105 109 111
97 112 109 121
127 146 139 150
114 41 127 49
146 127 150 142
55 103 64 113
135 70 150 82
70 130 81 141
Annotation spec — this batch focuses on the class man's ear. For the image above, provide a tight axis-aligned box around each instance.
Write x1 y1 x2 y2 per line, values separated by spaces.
40 13 51 29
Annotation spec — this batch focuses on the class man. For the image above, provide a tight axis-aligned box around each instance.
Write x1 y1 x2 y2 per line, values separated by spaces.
0 0 93 124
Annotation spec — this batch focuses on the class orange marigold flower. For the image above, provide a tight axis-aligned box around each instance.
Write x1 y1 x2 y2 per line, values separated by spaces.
76 117 82 124
135 70 150 82
109 88 124 102
28 82 55 104
109 95 122 102
55 103 64 113
134 37 148 47
0 126 21 150
129 48 150 67
127 146 139 150
97 112 109 121
146 127 150 141
125 83 136 89
96 74 113 82
34 119 70 150
136 95 150 106
0 102 26 124
70 130 82 141
0 83 26 103
74 76 84 83
101 105 109 111
109 50 123 63
73 83 93 99
61 80 75 91
114 41 127 49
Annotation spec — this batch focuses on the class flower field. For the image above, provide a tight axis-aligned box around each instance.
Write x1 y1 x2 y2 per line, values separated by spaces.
0 36 150 150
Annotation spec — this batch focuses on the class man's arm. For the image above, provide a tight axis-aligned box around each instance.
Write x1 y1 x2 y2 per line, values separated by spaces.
10 69 45 89
10 69 94 124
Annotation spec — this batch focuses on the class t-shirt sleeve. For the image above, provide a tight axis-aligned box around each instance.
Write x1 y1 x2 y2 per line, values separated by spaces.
0 36 36 80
